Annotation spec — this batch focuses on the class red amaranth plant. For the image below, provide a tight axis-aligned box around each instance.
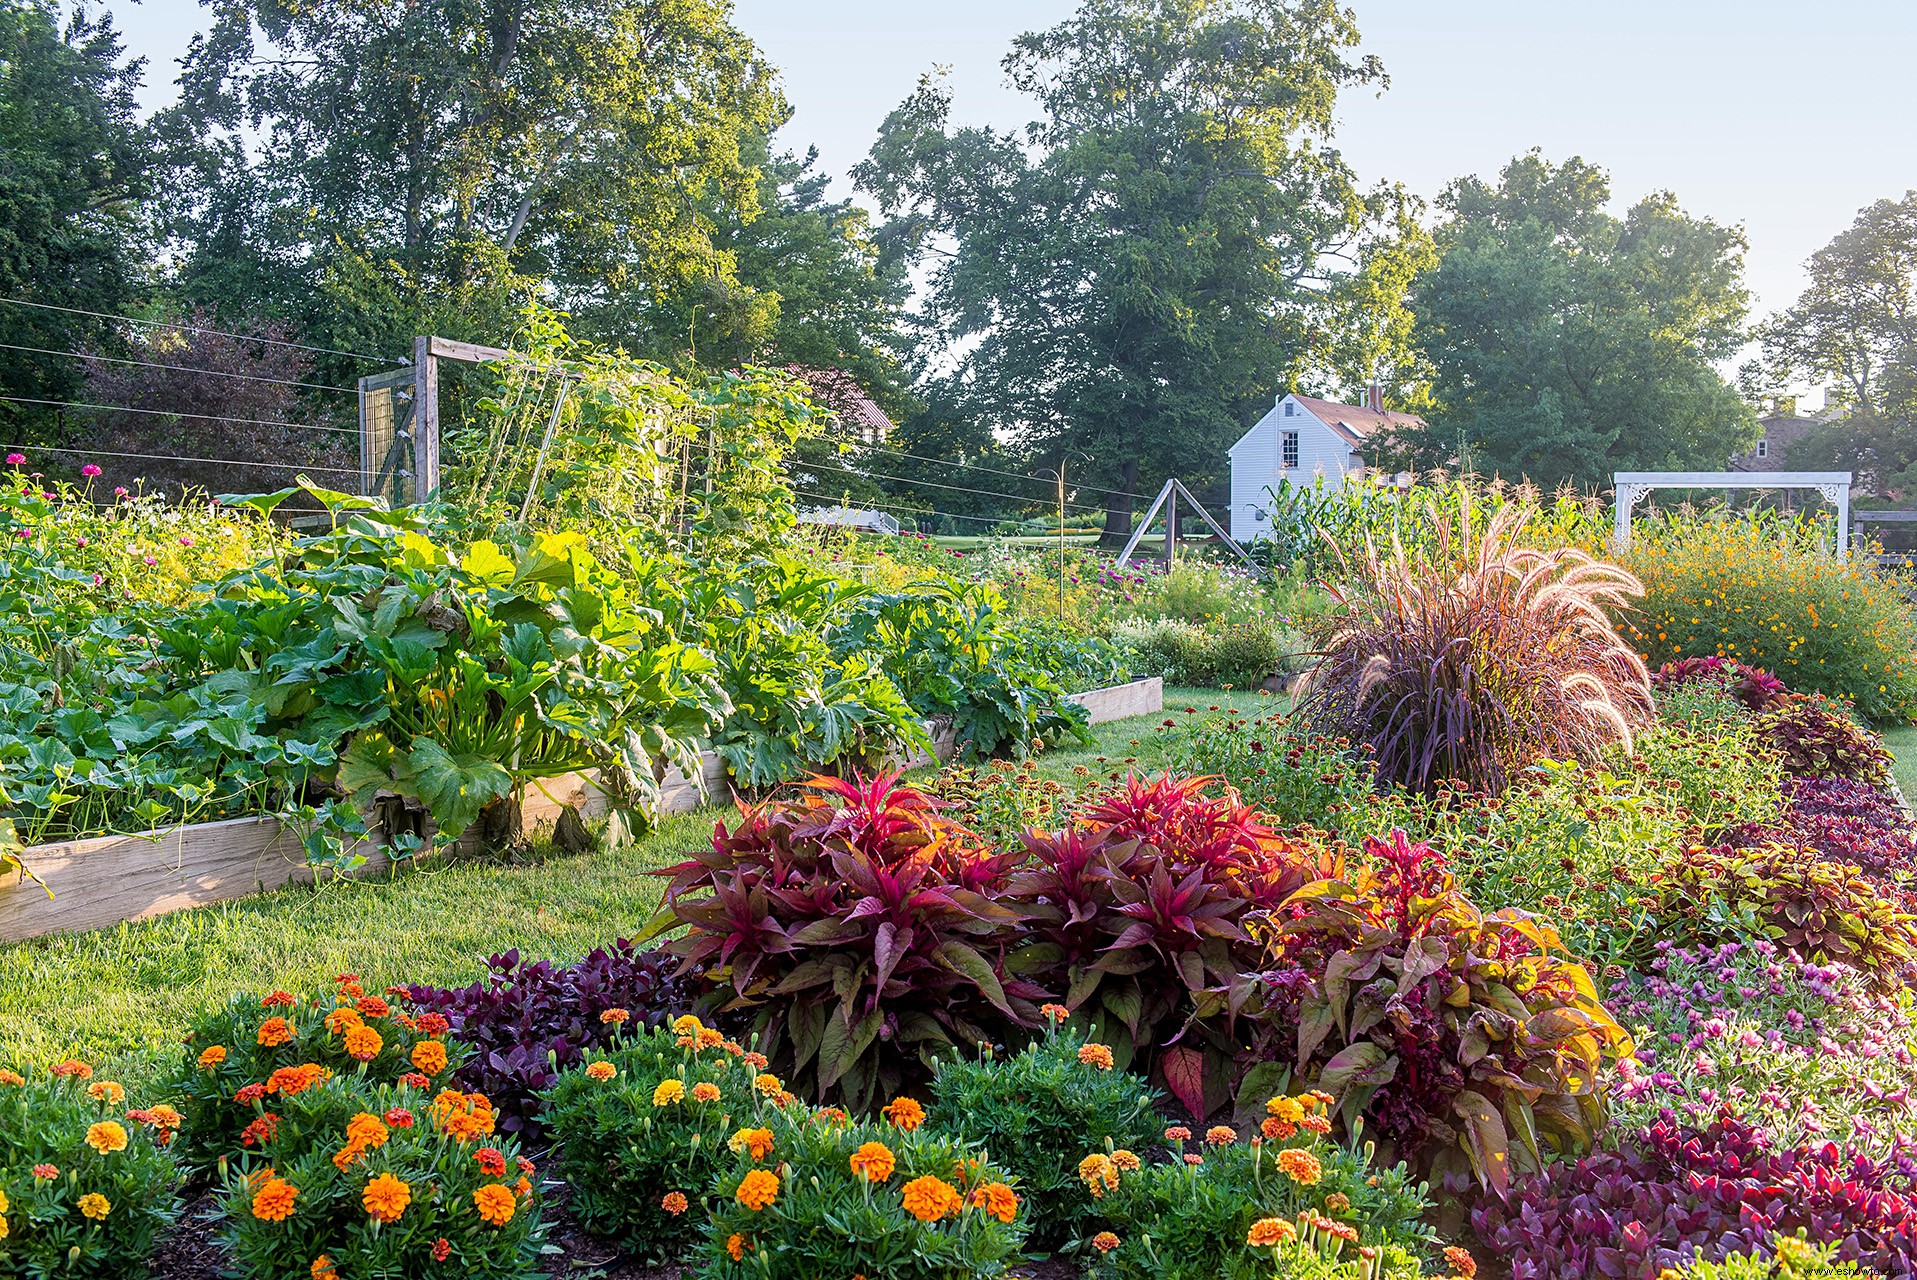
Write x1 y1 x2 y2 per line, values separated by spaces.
1471 1110 1917 1279
647 771 1036 1111
1294 500 1654 795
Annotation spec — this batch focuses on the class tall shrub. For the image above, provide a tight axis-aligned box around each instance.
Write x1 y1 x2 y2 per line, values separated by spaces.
1295 500 1653 794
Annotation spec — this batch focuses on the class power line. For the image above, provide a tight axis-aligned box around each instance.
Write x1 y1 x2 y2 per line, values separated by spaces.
3 444 360 477
0 297 401 366
823 460 1111 518
0 396 360 436
0 341 358 395
850 438 1138 503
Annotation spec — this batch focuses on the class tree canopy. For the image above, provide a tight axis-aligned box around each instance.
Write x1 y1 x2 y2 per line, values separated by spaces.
1403 152 1756 487
854 0 1431 539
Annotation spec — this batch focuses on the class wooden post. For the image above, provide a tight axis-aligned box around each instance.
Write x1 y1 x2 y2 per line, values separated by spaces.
412 336 439 500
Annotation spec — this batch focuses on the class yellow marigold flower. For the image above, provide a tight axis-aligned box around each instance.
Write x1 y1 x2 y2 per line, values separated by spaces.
1077 1042 1115 1070
726 1233 748 1261
196 1045 228 1070
86 1080 125 1106
410 1040 447 1075
343 1024 383 1062
85 1121 128 1154
671 1014 703 1036
752 1072 783 1098
882 1096 925 1130
1266 1095 1305 1123
901 1175 962 1223
1111 1149 1141 1171
1247 1217 1296 1247
0 1190 7 1214
362 1173 411 1224
251 1176 297 1222
728 1127 776 1160
661 1191 689 1215
1092 1231 1121 1254
691 1081 721 1103
78 1193 112 1221
849 1141 896 1182
1276 1147 1323 1186
734 1168 780 1211
1077 1153 1119 1197
969 1181 1019 1223
473 1183 516 1226
0 1215 8 1241
652 1078 687 1106
257 1017 293 1047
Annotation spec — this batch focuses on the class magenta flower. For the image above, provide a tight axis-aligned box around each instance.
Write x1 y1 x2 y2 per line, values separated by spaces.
80 464 102 478
178 536 194 547
113 487 128 499
4 453 23 465
142 555 156 566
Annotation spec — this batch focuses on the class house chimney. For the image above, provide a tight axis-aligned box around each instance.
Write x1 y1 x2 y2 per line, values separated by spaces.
1367 379 1383 413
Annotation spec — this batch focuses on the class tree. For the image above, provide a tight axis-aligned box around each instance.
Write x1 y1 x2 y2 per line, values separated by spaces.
0 0 151 440
853 0 1431 543
1407 151 1755 487
1761 193 1917 494
156 0 785 376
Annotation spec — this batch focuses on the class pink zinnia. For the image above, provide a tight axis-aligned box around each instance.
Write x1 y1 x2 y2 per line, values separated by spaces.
81 464 102 477
113 487 128 498
4 453 23 465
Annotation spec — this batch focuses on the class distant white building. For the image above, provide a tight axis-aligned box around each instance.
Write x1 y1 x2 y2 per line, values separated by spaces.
798 506 900 535
1227 387 1425 537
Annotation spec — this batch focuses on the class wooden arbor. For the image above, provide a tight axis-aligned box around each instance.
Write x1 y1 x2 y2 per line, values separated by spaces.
1612 471 1853 554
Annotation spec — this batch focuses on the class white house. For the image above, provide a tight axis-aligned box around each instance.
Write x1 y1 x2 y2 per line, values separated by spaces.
1227 387 1425 538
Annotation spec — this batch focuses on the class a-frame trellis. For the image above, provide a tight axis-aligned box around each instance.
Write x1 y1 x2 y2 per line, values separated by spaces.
1114 478 1258 570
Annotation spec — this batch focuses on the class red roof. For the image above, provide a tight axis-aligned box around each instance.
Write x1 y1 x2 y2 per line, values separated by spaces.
788 367 895 439
1293 395 1424 447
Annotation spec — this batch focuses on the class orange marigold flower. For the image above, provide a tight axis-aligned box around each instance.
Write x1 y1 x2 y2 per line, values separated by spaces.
1262 1116 1297 1140
241 1114 281 1148
362 1173 411 1223
661 1191 689 1216
267 1064 325 1095
1040 1003 1070 1023
475 1147 507 1176
1205 1125 1236 1146
1300 1114 1332 1135
1092 1231 1122 1254
251 1176 298 1222
85 1121 128 1154
78 1193 112 1221
735 1168 780 1211
727 1127 775 1160
416 1012 450 1036
585 1061 616 1082
197 1045 228 1070
1077 1153 1119 1197
1164 1126 1191 1143
87 1080 126 1106
399 1071 430 1089
721 1040 744 1056
0 1069 22 1086
726 1233 748 1261
310 1255 338 1280
346 1112 389 1151
31 1164 57 1180
1077 1043 1115 1071
411 1040 448 1075
260 991 296 1007
51 1059 92 1079
691 1082 721 1103
849 1141 897 1182
432 1091 495 1141
900 1175 962 1223
1276 1148 1323 1186
355 996 390 1018
149 1104 182 1130
653 1079 686 1106
743 1051 769 1069
257 1018 293 1047
473 1183 516 1227
1445 1246 1479 1278
325 1007 362 1035
882 1096 925 1131
1183 1153 1204 1166
1111 1149 1141 1171
969 1181 1019 1223
385 1107 414 1128
598 1007 630 1025
818 1106 849 1125
1247 1217 1296 1247
752 1073 783 1098
698 1027 724 1048
343 1024 383 1062
431 1237 451 1261
235 1083 267 1105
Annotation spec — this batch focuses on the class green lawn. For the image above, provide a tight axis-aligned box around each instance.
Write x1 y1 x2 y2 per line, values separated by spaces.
0 688 1268 1081
1881 724 1917 801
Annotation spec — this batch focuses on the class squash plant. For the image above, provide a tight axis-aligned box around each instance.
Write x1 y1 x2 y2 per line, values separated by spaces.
1259 828 1633 1196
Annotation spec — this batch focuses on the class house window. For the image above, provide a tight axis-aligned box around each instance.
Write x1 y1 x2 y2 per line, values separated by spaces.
1756 439 1768 459
1283 402 1296 417
1281 430 1299 468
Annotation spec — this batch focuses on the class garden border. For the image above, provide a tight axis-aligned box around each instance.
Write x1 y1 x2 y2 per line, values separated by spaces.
0 678 1164 943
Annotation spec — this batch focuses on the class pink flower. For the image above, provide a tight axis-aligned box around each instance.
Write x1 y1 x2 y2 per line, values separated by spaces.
113 487 128 498
4 453 22 465
143 555 156 566
178 536 193 547
91 573 103 585
74 537 87 547
81 464 102 477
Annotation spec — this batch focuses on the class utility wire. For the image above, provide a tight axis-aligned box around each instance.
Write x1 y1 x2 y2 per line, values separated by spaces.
0 396 360 436
0 297 400 366
3 444 360 477
847 438 1138 503
0 341 359 395
820 459 1112 518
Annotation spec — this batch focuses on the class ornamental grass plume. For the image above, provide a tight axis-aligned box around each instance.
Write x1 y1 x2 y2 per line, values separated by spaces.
1295 499 1653 794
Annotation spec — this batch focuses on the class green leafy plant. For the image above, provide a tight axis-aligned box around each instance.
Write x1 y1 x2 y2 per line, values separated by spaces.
927 1017 1163 1246
650 772 1036 1111
1294 499 1654 795
1662 1235 1866 1280
697 1105 1029 1279
1157 706 1378 832
0 1060 183 1278
1259 830 1633 1195
215 1073 545 1280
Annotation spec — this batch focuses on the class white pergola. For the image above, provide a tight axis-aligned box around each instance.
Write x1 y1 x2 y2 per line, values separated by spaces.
1612 471 1852 553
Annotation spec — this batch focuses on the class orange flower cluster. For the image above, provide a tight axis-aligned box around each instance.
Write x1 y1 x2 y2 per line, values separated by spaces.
332 1112 390 1171
735 1168 780 1211
881 1097 925 1131
431 1090 496 1141
1077 1153 1119 1198
727 1127 775 1160
251 1175 299 1222
849 1141 896 1183
362 1173 411 1224
473 1182 516 1226
267 1064 326 1096
900 1175 961 1223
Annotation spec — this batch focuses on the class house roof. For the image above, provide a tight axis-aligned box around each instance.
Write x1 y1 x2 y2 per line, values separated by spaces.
1293 395 1425 447
787 366 895 438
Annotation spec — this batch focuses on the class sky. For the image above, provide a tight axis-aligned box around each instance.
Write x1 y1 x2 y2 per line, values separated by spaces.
111 0 1917 397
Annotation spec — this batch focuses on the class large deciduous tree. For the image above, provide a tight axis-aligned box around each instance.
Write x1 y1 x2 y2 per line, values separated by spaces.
1761 193 1917 494
853 0 1430 543
0 0 150 439
156 0 785 374
1407 151 1755 487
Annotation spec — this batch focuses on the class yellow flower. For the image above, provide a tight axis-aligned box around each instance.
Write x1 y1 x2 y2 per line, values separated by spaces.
85 1121 128 1154
652 1078 686 1106
78 1193 112 1221
735 1168 780 1211
1266 1095 1305 1123
753 1072 783 1098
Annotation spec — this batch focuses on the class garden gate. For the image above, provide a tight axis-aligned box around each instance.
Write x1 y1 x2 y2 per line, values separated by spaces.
357 335 513 504
1611 471 1853 554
